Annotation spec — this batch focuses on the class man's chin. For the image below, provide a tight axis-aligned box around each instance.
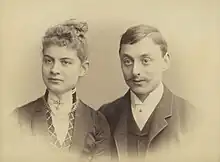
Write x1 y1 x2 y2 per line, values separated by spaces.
130 86 153 96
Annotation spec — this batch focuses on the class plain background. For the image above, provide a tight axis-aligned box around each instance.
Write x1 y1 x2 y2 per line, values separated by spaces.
0 0 220 161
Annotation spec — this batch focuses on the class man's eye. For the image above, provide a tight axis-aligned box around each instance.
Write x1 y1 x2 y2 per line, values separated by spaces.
123 58 133 66
43 58 53 64
61 60 72 65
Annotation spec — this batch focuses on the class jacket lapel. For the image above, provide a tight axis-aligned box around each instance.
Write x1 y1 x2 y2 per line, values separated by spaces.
113 85 174 160
70 100 90 153
31 96 49 138
113 91 130 161
147 86 173 149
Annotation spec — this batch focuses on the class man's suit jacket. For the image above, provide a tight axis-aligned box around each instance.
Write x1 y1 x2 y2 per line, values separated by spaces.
99 85 196 161
12 96 111 162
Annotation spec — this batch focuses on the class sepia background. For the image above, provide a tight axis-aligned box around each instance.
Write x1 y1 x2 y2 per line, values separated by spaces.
0 0 220 161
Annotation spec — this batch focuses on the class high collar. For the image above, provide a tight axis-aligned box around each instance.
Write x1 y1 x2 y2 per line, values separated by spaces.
44 88 76 103
44 88 77 115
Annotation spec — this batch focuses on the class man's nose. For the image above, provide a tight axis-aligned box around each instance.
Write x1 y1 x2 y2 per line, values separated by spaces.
132 62 141 76
50 62 61 75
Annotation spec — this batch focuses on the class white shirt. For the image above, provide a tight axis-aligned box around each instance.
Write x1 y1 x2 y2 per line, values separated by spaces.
47 89 76 144
130 83 164 131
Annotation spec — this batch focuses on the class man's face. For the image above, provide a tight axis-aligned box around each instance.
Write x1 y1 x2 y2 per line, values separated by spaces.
119 37 170 96
42 45 88 95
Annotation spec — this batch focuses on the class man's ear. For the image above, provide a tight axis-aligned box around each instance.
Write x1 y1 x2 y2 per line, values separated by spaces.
80 60 89 77
162 52 171 71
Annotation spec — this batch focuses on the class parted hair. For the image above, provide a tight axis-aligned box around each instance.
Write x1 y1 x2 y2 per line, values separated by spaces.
119 24 168 56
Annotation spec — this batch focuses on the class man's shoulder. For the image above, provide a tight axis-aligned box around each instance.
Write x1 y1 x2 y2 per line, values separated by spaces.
169 91 197 132
98 94 128 133
172 93 195 112
98 95 126 115
163 86 195 109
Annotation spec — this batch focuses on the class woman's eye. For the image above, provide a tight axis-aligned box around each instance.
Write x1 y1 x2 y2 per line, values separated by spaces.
142 58 151 65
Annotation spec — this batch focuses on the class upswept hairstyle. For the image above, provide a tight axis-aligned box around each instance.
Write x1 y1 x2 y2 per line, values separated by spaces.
42 19 89 62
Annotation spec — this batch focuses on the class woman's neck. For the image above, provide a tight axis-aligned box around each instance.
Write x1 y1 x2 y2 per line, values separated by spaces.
48 88 76 102
47 89 76 115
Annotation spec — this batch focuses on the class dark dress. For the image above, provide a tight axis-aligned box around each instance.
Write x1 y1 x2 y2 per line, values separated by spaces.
11 91 111 162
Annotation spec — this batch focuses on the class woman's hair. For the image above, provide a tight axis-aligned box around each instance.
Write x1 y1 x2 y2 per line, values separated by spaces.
42 19 89 62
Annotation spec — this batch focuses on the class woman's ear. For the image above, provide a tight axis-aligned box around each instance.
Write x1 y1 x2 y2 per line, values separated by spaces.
80 60 89 77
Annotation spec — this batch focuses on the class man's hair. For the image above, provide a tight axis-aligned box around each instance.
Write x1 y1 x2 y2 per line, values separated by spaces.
42 19 89 62
119 24 168 56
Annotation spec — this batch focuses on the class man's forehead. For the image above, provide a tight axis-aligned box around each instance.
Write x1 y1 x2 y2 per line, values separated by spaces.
120 37 161 56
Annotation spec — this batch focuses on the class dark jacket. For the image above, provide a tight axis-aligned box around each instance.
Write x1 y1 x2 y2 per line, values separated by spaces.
12 95 111 162
99 85 196 161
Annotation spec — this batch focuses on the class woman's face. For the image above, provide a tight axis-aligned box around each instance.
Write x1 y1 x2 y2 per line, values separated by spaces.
42 45 89 95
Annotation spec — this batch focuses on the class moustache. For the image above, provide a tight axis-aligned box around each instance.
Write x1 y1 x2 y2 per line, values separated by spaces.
125 76 146 82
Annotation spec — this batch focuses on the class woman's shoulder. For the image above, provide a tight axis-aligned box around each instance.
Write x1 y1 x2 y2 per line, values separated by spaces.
78 100 108 124
78 99 95 113
13 97 44 115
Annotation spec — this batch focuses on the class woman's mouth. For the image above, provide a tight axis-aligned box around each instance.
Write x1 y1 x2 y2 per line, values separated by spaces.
48 78 63 83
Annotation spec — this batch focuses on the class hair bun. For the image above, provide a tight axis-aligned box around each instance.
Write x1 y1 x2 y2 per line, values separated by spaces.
63 19 88 36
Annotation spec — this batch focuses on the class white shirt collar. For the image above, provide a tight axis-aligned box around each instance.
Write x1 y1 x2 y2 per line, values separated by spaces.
130 82 164 107
130 82 164 131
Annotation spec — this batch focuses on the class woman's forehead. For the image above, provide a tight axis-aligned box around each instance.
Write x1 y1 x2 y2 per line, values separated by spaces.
43 46 78 59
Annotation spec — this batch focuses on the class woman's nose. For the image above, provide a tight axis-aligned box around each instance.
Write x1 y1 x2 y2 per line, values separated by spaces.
50 62 61 75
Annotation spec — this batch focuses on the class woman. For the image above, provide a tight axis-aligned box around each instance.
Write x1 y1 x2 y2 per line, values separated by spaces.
12 19 110 161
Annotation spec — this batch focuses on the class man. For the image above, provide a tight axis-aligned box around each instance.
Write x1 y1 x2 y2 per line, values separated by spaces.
99 24 196 161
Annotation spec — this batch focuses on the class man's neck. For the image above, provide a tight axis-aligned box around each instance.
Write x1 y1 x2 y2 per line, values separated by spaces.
135 82 162 102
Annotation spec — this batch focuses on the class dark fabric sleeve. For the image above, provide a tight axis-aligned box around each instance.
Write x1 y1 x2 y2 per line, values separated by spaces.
176 98 198 135
9 106 34 138
9 108 23 133
81 110 111 162
98 104 120 161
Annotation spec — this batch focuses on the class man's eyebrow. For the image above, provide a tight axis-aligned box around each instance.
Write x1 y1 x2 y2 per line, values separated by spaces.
120 53 133 59
60 57 74 60
43 55 54 59
140 53 151 57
